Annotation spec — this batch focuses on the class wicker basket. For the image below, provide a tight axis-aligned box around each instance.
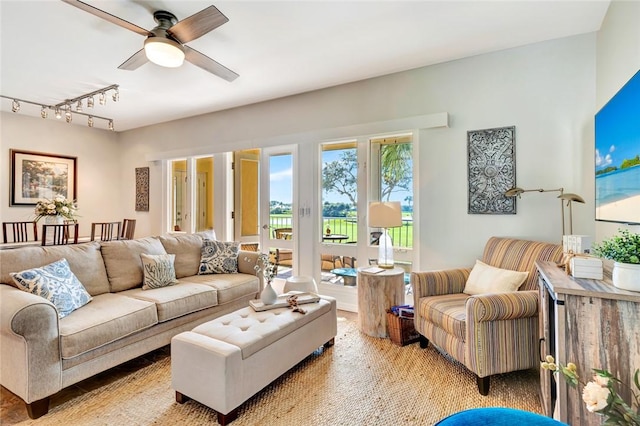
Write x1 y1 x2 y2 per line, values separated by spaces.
386 311 420 346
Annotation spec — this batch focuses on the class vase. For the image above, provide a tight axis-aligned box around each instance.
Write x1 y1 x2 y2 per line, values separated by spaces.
45 215 64 225
261 281 278 305
612 262 640 292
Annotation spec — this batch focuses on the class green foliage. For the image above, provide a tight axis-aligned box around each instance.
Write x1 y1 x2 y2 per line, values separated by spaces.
592 229 640 264
620 155 640 170
596 166 618 176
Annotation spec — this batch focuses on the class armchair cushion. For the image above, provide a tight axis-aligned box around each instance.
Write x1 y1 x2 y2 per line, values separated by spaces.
419 293 468 340
463 260 528 295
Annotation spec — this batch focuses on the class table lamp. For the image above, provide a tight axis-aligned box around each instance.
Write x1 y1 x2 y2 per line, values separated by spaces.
368 201 402 269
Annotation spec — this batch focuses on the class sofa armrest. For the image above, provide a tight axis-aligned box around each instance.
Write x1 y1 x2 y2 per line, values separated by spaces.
0 284 62 403
466 290 539 323
237 250 264 290
411 268 471 302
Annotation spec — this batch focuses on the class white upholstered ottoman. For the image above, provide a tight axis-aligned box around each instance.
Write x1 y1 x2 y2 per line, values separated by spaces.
171 296 337 425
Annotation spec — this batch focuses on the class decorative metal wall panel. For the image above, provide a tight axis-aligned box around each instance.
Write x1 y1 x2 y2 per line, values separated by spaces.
467 126 516 214
135 167 149 211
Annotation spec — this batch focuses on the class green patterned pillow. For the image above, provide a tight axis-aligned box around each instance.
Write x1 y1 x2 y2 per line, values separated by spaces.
10 258 92 319
198 240 239 274
140 253 179 290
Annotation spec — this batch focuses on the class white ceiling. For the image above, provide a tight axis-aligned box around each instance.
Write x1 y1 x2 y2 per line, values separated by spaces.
0 1 610 132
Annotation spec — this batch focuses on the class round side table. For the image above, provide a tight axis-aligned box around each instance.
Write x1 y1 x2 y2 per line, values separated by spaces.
357 267 404 337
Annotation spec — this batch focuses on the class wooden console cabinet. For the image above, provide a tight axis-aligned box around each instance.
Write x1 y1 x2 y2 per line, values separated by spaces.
536 261 640 425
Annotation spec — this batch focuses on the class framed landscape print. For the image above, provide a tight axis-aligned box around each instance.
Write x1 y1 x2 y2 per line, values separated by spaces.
467 126 516 214
10 149 77 206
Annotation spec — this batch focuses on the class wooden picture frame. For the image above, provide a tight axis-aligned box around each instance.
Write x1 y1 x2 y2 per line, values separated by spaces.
10 149 77 206
467 126 516 214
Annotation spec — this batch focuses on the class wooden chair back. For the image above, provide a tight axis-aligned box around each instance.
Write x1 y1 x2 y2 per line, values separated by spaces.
120 219 136 240
42 223 79 246
91 222 122 241
2 221 38 243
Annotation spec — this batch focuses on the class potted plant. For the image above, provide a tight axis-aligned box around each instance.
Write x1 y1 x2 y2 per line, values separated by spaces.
592 229 640 292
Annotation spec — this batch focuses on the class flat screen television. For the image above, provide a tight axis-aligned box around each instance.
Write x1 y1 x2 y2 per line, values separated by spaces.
594 69 640 225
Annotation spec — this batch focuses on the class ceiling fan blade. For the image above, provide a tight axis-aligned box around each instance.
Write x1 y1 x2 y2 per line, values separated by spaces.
184 46 238 82
61 0 152 37
168 5 228 44
118 49 149 70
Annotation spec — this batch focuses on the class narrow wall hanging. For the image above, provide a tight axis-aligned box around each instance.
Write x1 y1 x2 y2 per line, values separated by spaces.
135 167 149 211
467 126 516 214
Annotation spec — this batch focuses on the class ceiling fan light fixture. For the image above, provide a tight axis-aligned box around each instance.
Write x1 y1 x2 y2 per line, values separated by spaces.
144 37 185 68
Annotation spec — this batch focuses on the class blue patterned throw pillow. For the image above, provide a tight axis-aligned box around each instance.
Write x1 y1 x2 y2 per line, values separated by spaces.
198 240 239 274
140 253 179 290
10 258 92 319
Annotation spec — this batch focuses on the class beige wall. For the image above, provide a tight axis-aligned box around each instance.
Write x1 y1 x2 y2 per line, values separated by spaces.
594 0 640 240
0 113 121 237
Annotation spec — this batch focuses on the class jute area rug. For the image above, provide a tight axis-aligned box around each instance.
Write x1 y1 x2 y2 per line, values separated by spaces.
16 313 542 425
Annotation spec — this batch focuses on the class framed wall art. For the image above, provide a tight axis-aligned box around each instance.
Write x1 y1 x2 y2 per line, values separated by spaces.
10 149 77 206
135 167 149 211
467 126 516 214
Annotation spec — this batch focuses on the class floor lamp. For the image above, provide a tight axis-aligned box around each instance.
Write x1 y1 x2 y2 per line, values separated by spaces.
505 187 585 239
558 193 585 235
368 201 402 269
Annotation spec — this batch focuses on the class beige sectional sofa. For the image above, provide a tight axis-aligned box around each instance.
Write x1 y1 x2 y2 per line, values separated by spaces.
0 234 262 419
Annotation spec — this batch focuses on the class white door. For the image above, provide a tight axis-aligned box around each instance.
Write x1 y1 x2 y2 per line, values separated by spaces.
260 145 297 279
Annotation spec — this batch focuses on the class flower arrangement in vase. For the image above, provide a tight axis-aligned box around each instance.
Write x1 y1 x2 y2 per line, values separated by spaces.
254 253 278 305
542 355 640 425
34 195 78 223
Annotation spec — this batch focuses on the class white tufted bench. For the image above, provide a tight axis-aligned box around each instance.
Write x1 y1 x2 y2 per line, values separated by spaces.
171 295 337 425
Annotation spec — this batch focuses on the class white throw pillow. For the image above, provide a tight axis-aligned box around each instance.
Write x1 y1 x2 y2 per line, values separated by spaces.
463 260 529 295
10 258 92 318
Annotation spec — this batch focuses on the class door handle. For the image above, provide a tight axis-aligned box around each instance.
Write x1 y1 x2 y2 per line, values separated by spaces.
262 224 269 230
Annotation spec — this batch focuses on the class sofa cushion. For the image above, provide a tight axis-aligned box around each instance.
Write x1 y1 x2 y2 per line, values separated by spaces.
179 273 260 305
141 253 179 290
463 260 528 295
191 298 332 359
120 283 218 322
159 234 205 278
59 293 158 359
10 258 92 319
0 242 110 296
419 293 469 341
101 237 167 292
198 240 239 274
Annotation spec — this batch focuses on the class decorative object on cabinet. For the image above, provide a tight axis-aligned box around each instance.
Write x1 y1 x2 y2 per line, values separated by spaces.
135 167 150 211
467 126 516 215
10 150 77 206
592 229 640 292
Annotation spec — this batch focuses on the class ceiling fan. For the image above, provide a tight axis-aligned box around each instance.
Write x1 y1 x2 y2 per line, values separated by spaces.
61 0 239 82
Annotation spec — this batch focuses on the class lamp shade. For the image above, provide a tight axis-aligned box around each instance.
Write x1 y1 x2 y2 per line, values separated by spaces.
144 37 185 68
558 193 585 204
368 202 402 228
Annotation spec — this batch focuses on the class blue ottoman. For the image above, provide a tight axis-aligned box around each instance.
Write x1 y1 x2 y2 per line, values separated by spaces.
435 407 568 425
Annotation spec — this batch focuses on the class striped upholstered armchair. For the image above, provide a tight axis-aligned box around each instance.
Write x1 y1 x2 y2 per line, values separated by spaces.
411 237 563 395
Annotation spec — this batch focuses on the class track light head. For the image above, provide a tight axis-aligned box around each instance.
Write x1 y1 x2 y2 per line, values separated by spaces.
108 120 114 131
41 106 48 119
88 116 94 128
55 107 62 119
87 96 94 108
76 100 83 112
11 99 20 113
112 88 119 102
99 92 106 105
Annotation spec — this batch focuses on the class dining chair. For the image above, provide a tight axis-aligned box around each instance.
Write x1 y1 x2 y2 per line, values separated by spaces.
91 222 122 241
120 219 136 240
2 221 38 243
42 223 79 246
